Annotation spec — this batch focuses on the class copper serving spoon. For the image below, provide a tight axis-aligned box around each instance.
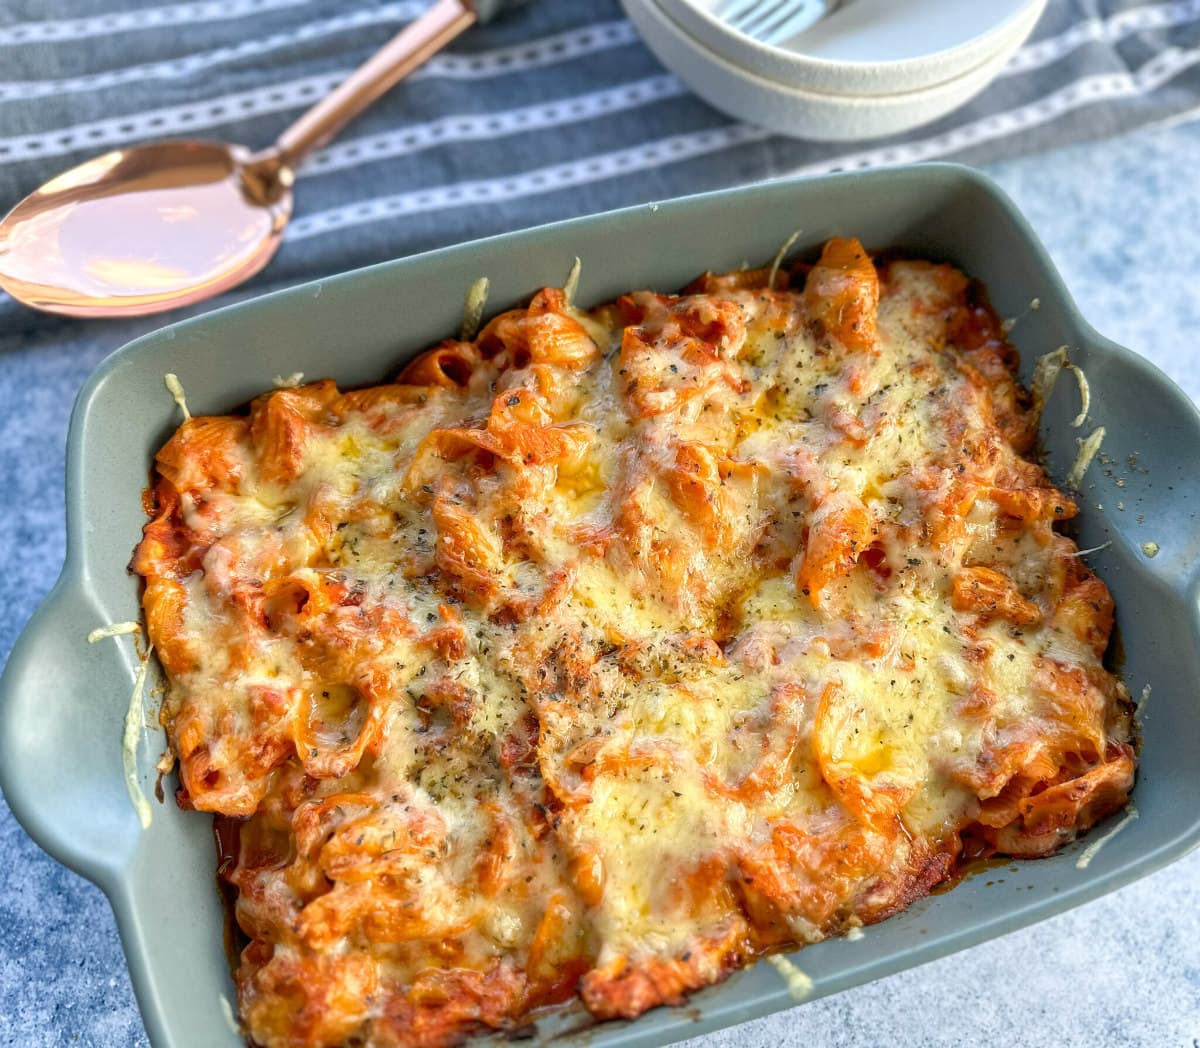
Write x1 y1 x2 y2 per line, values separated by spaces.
0 0 519 318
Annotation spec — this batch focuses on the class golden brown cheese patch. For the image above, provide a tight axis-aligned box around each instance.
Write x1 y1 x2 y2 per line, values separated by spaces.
133 240 1134 1048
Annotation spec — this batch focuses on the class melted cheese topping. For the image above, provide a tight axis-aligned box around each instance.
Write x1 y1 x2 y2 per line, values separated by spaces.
133 243 1134 1048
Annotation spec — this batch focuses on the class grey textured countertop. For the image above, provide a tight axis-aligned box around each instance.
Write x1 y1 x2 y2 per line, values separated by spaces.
2 120 1199 1046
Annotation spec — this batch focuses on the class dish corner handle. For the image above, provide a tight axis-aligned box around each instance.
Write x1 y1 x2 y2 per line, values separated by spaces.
0 575 137 885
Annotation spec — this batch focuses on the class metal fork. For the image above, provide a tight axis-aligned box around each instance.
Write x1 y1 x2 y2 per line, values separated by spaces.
714 0 840 46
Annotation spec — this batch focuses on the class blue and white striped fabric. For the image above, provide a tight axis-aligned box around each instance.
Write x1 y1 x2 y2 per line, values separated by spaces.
1 0 1198 338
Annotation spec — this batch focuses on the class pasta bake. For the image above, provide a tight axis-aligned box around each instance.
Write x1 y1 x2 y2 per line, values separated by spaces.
132 238 1134 1047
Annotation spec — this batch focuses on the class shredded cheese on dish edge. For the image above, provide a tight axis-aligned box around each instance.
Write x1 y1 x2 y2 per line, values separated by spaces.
90 623 154 829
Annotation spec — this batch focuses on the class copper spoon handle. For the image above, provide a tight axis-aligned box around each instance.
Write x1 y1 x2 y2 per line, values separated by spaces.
252 0 476 179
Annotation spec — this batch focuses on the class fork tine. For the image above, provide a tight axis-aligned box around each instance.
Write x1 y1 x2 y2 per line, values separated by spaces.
716 0 767 22
720 0 836 44
738 0 792 35
759 1 831 43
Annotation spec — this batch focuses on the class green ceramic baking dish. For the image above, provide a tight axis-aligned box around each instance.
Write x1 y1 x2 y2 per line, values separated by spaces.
2 164 1198 1047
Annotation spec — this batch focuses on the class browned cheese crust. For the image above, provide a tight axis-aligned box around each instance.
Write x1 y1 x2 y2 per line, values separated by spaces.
133 239 1134 1047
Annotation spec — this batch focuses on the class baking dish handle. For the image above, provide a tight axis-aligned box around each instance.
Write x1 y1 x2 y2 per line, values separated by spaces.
0 572 143 885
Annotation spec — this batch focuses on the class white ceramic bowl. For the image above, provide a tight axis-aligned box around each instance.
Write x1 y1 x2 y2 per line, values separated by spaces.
656 0 1047 97
622 0 1031 141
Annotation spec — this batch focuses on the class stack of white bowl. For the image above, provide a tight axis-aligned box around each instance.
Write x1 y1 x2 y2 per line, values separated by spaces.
621 0 1049 141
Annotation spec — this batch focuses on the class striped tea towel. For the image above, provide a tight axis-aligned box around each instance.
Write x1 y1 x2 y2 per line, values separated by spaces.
0 0 1198 338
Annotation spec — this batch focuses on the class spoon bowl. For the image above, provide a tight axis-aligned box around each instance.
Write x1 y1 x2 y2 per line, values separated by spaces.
0 142 291 318
0 0 507 318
